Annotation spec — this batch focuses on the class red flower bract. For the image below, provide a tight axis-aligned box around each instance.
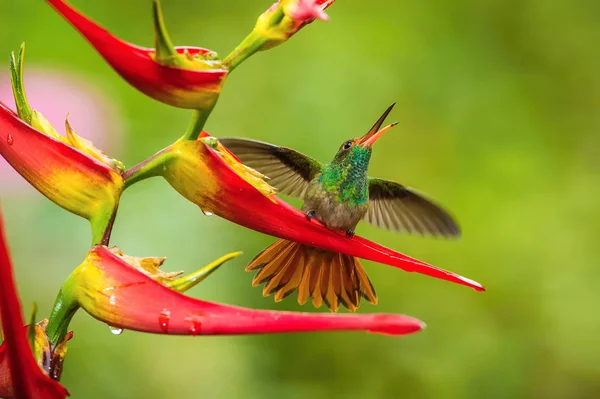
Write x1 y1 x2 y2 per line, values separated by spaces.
74 246 425 336
0 208 69 398
45 0 228 109
0 101 123 244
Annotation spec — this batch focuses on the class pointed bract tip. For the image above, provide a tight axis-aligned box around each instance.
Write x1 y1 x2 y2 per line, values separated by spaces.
367 315 426 336
457 275 485 292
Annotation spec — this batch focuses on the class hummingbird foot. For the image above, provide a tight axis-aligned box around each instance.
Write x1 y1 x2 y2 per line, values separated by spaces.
305 210 317 221
345 230 355 239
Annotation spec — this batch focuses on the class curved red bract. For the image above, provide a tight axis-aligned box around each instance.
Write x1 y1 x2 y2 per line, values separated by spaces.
46 0 228 109
83 246 425 336
0 210 69 398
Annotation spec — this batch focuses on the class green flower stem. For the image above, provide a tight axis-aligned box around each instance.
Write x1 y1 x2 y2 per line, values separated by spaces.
167 251 242 293
28 303 38 347
223 30 268 72
9 43 33 123
46 275 79 348
122 148 174 189
182 106 216 141
91 203 120 246
152 0 183 67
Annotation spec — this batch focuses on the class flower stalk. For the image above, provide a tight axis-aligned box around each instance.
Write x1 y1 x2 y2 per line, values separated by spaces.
223 0 335 71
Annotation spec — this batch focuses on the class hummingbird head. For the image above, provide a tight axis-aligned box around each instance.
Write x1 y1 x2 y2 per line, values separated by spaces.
331 103 398 166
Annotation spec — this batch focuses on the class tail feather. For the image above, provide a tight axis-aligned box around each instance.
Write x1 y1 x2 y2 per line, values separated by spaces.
354 260 378 304
250 240 295 286
246 239 378 312
297 260 312 305
274 250 305 302
311 261 325 309
262 244 298 296
338 254 358 312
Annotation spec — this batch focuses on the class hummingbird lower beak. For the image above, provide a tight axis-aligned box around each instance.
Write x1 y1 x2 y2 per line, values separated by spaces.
360 122 399 147
358 103 398 147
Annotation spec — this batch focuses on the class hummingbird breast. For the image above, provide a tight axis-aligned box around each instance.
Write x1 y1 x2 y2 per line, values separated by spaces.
301 177 369 232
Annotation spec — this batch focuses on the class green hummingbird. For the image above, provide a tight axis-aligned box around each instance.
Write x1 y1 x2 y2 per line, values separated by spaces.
220 104 460 312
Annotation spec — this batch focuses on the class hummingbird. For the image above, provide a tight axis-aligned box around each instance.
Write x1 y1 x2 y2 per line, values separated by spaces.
220 104 460 312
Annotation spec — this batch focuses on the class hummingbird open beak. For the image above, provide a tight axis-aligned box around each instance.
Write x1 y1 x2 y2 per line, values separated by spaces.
358 103 398 147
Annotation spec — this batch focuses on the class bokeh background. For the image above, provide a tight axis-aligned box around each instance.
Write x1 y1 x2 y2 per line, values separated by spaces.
1 0 599 398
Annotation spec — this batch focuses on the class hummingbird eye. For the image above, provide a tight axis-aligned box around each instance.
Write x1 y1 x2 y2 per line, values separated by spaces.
343 141 352 150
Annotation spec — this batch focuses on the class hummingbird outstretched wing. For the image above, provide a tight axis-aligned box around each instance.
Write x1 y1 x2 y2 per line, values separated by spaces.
365 178 461 238
220 138 322 198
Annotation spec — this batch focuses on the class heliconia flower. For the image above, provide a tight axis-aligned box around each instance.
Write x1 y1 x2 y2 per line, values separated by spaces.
56 245 424 336
0 209 70 398
223 0 335 70
127 134 484 291
1 45 124 245
45 0 228 110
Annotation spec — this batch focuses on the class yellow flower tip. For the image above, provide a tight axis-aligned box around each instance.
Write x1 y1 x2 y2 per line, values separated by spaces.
200 136 277 200
31 322 51 373
30 110 65 142
64 116 125 173
108 246 181 286
167 250 243 293
228 251 244 259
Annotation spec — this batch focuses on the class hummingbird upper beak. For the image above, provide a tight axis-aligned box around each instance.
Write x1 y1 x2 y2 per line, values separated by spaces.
358 103 399 147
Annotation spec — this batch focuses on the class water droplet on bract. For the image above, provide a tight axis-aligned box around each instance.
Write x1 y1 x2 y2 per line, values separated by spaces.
186 316 202 336
201 209 213 217
109 326 123 335
6 134 13 146
158 309 171 333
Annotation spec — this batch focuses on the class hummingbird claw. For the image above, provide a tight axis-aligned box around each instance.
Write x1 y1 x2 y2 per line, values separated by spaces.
305 210 316 221
346 230 355 239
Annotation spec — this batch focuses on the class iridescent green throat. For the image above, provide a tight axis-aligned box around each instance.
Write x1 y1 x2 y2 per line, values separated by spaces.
318 145 371 206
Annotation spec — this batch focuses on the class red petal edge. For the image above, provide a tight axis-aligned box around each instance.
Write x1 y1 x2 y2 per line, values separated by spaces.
89 246 425 336
0 207 69 398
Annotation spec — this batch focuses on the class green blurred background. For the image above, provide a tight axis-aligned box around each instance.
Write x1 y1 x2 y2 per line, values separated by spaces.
1 0 599 397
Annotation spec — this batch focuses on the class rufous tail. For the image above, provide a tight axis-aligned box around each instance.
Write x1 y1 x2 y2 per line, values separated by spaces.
246 239 377 312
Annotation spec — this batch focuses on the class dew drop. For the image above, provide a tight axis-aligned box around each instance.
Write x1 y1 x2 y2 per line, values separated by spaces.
186 316 202 336
201 209 213 217
109 326 123 335
6 134 13 146
158 308 171 333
